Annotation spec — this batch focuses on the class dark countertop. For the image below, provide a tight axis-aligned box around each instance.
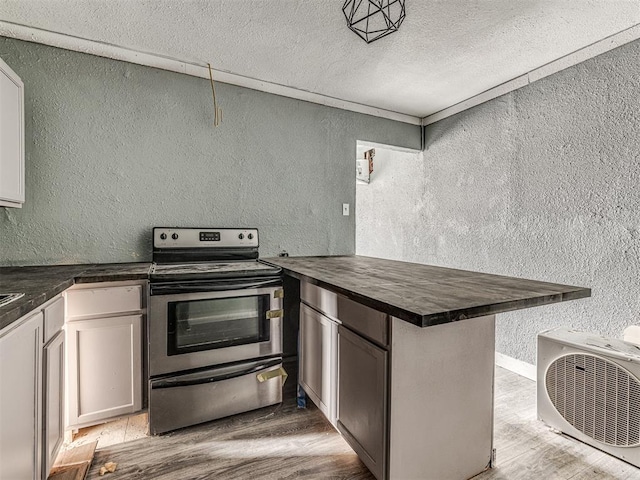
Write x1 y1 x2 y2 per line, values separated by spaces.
261 256 591 327
0 263 151 331
1 255 591 331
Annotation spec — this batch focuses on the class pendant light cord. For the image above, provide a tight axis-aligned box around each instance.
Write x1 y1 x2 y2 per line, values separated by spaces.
208 63 222 127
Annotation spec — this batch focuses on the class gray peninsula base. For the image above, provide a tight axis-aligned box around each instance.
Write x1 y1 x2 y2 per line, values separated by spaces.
388 314 495 479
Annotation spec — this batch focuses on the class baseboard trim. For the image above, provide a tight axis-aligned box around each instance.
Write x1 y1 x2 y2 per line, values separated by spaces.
495 352 536 381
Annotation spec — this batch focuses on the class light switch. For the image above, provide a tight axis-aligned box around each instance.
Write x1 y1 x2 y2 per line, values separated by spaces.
342 203 350 216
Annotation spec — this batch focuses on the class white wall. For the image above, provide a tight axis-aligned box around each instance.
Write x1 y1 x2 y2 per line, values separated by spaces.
356 145 426 262
356 38 640 365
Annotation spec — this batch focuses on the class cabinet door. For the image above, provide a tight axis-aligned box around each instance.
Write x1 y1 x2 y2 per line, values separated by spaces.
337 325 388 480
0 312 43 480
299 303 337 425
0 57 25 207
43 331 64 478
66 314 142 427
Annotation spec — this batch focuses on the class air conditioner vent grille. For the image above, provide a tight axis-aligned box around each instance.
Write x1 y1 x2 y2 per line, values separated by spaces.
546 353 640 447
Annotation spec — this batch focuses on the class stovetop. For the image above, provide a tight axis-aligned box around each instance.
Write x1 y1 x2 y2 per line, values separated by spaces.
150 260 281 282
152 261 278 275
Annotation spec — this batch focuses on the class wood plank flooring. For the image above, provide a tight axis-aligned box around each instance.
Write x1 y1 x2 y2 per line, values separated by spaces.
87 387 371 479
81 366 640 479
49 441 97 480
474 368 640 480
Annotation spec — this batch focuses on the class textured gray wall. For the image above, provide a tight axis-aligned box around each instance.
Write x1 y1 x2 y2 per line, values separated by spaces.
357 39 640 365
0 38 420 265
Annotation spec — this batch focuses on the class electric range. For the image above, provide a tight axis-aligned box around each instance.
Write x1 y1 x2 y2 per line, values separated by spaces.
147 227 285 435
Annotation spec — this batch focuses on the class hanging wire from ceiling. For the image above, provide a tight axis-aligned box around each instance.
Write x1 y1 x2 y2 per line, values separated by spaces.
207 63 222 127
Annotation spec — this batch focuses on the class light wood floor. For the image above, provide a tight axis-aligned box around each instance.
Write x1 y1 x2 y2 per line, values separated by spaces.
475 367 640 480
79 367 640 479
64 413 148 451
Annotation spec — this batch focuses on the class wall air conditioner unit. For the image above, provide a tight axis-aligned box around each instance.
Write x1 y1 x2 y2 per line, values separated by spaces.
538 328 640 467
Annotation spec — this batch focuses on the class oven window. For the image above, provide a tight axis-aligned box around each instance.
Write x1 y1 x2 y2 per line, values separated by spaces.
167 294 270 355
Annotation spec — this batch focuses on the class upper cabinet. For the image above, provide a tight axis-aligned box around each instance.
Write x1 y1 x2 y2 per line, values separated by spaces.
0 57 24 208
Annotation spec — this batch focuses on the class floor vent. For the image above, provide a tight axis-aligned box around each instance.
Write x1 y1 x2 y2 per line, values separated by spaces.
538 328 640 468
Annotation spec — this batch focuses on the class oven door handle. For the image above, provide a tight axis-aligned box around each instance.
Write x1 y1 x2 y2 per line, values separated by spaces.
151 358 282 389
150 278 281 295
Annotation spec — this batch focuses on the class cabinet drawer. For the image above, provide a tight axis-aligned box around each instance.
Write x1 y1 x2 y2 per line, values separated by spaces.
301 281 388 347
301 281 338 319
43 296 64 343
337 295 388 347
66 285 142 318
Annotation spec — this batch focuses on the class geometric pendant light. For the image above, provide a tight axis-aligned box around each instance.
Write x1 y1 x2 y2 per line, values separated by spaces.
342 0 406 44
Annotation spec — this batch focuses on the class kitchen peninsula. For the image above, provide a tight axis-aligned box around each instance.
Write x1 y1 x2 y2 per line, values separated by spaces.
262 255 590 480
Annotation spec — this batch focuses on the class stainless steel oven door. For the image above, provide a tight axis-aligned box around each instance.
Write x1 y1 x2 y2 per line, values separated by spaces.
149 285 282 377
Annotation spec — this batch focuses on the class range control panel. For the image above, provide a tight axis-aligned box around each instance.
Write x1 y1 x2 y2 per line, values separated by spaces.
153 228 259 249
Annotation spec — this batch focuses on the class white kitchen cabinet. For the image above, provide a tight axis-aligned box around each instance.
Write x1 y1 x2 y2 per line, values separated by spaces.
299 302 338 426
0 295 66 480
0 311 43 480
43 332 64 475
42 296 65 478
65 282 145 429
0 56 25 208
66 315 142 426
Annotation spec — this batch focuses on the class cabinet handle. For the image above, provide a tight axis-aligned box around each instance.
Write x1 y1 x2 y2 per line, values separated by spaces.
152 358 281 388
151 278 281 295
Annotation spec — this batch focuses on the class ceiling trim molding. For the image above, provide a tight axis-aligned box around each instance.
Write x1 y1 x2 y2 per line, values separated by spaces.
422 23 640 126
0 20 422 126
357 140 421 155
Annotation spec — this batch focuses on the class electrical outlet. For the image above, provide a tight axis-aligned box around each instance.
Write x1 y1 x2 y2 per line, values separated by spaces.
342 203 350 216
